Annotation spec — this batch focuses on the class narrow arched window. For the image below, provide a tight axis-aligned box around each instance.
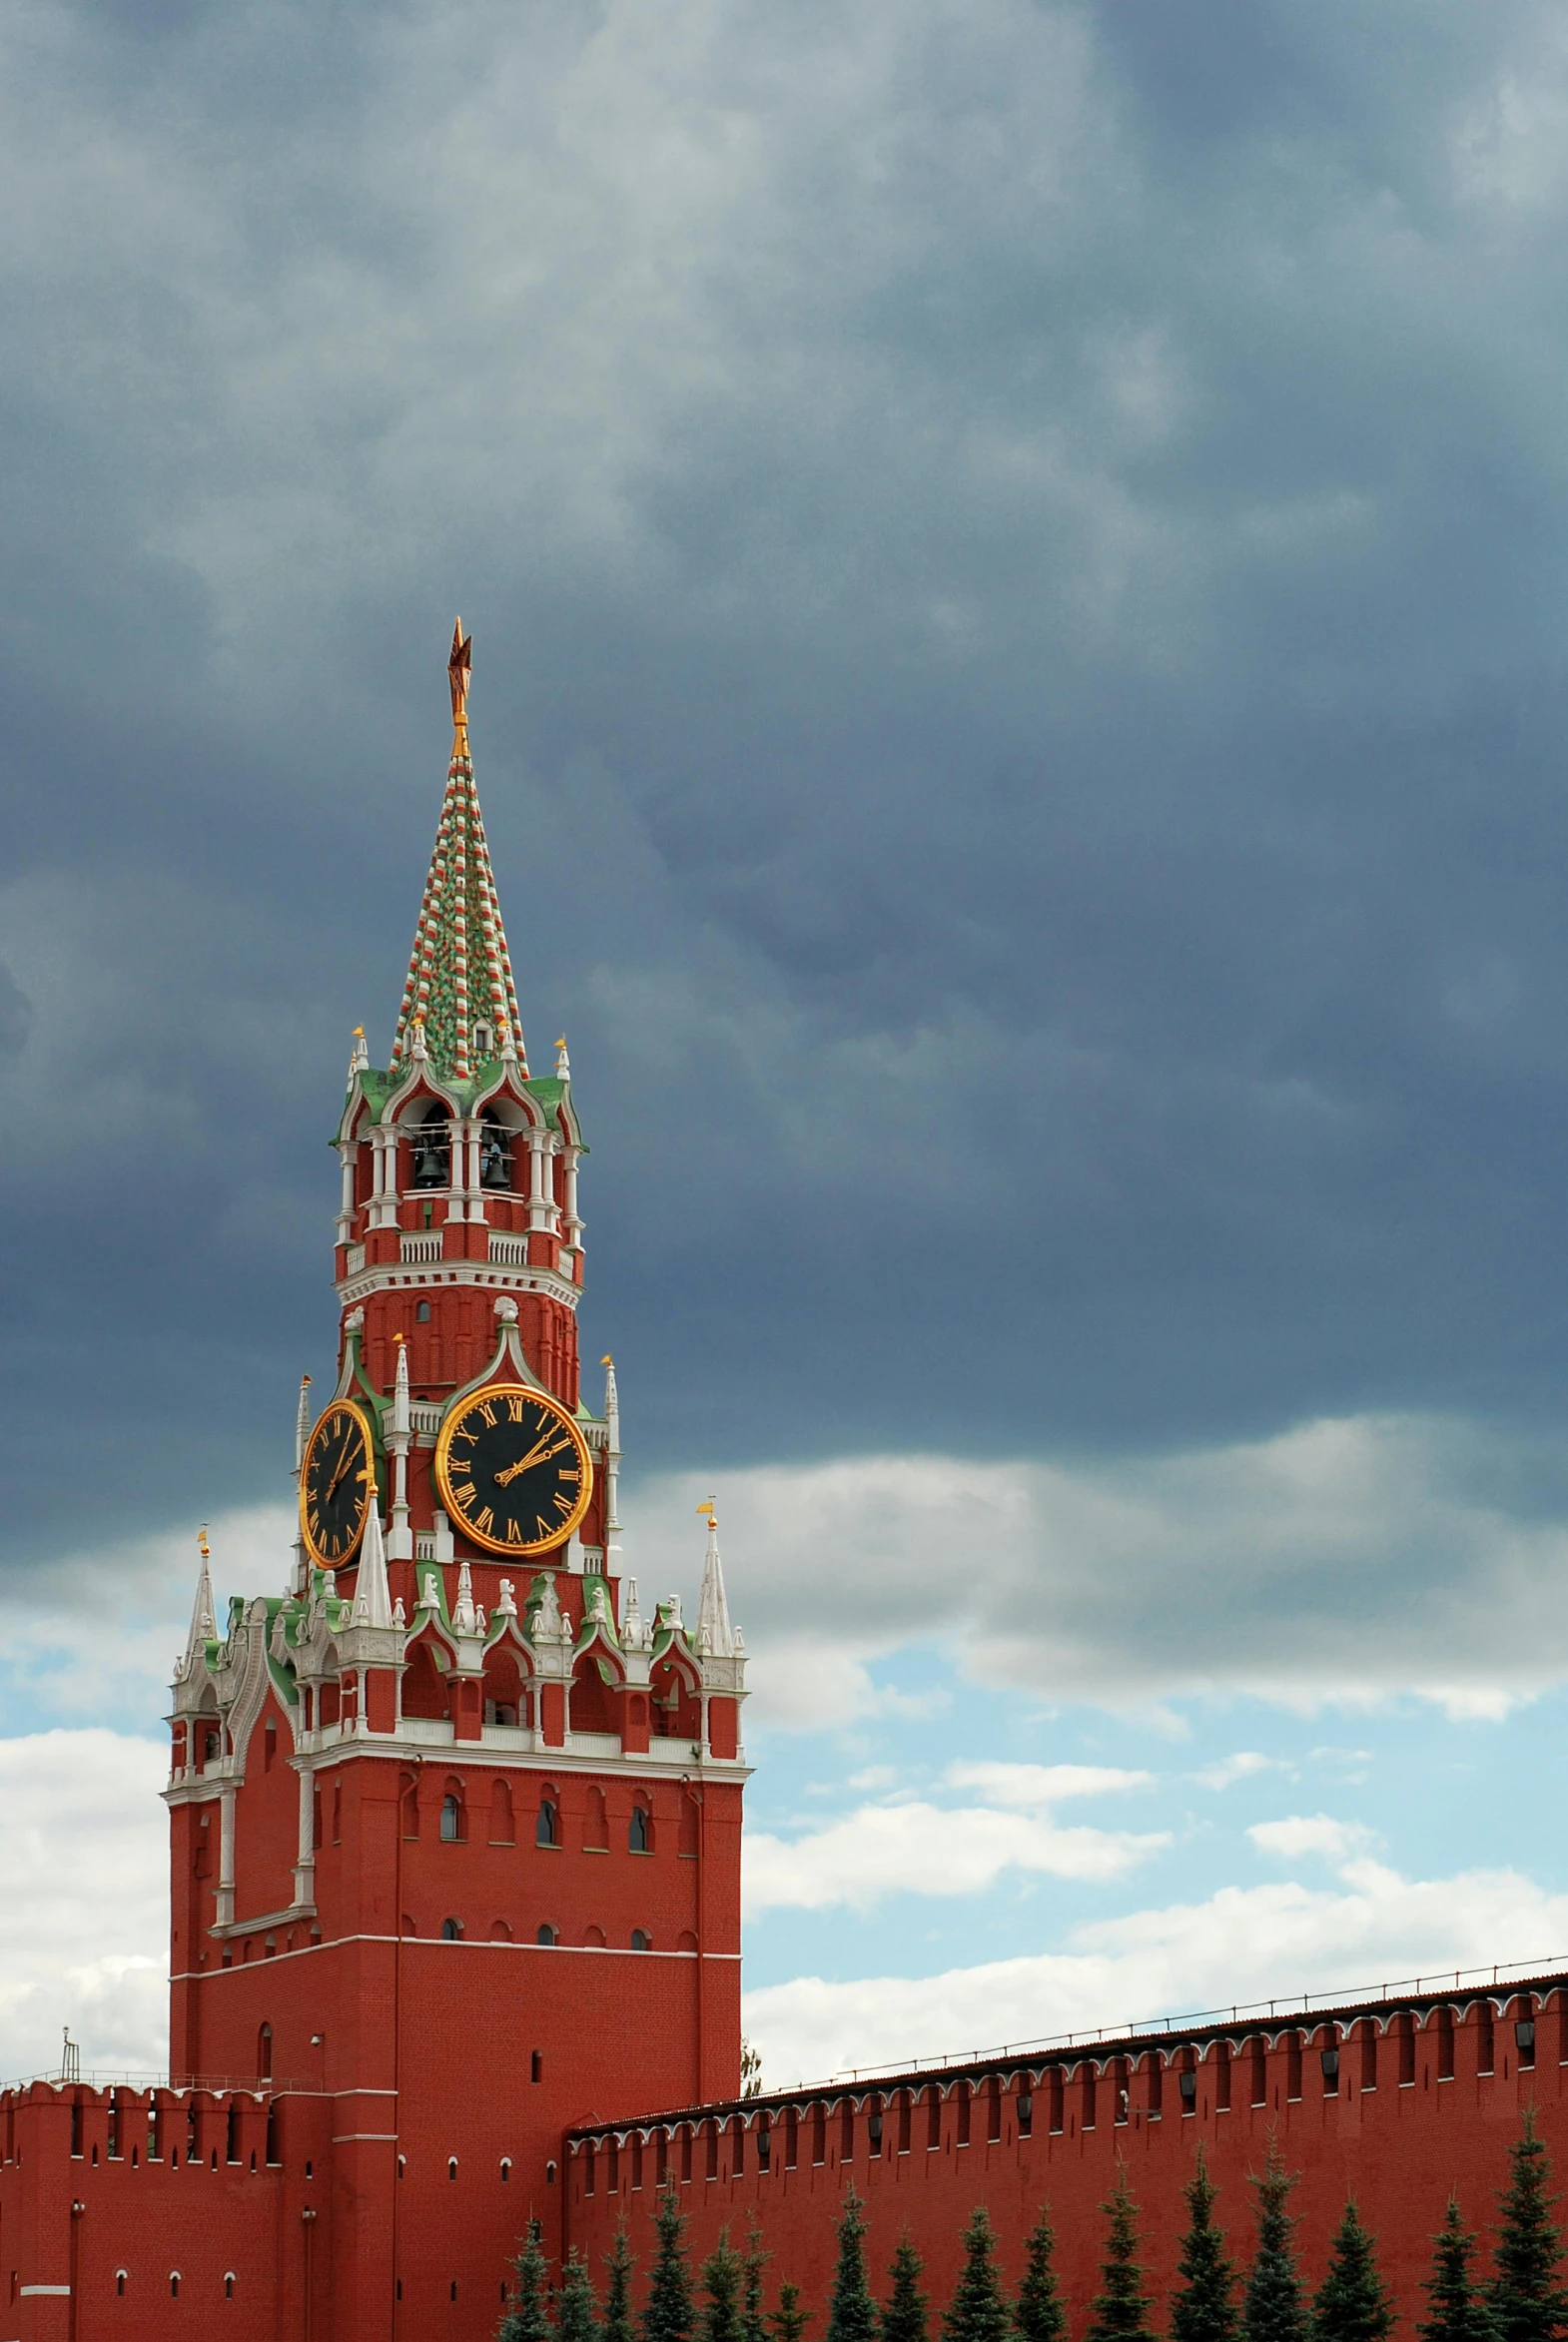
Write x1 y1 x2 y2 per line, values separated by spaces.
536 1797 558 1848
170 2273 182 2298
448 2156 458 2180
537 1923 558 1946
116 2272 127 2297
440 1792 464 1843
416 1299 431 1322
440 1917 463 1942
629 1804 651 1854
631 1929 651 1952
500 2157 512 2181
225 2273 236 2299
257 2023 273 2081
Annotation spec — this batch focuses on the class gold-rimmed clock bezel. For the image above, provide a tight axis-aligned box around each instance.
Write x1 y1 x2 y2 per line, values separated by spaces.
298 1397 378 1572
434 1379 594 1557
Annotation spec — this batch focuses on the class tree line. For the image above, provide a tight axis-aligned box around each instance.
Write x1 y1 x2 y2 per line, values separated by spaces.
499 2110 1568 2342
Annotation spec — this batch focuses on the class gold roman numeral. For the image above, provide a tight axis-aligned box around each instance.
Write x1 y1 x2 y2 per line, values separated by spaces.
507 1395 524 1421
473 1505 495 1536
505 1520 523 1545
453 1483 476 1504
552 1491 572 1516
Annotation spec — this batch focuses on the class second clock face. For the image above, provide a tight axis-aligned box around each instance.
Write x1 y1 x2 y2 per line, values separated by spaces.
300 1400 376 1570
435 1381 593 1556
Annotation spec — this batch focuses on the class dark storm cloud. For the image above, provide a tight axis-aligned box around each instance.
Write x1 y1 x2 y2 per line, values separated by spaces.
3 0 1568 1565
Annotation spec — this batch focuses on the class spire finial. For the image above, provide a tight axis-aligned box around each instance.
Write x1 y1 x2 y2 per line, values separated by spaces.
448 618 472 754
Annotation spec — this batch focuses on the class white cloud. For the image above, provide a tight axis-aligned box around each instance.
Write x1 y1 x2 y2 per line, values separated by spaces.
0 1733 169 2085
1194 1751 1288 1791
743 1799 1167 1919
742 1854 1568 2085
1247 1815 1376 1864
945 1761 1154 1805
0 1503 296 1731
628 1412 1568 1719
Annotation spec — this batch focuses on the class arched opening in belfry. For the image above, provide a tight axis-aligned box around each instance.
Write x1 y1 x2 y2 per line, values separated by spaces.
409 1104 451 1189
479 1108 514 1191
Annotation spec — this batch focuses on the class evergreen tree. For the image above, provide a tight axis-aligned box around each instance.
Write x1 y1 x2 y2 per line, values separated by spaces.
774 2287 815 2342
1172 2149 1239 2342
604 2229 638 2342
500 2226 554 2342
702 2230 746 2342
1244 2137 1308 2342
560 2253 603 2342
1311 2204 1393 2342
743 2218 772 2342
1084 2165 1158 2342
942 2207 1011 2342
1490 2108 1568 2342
1015 2206 1068 2342
644 2183 696 2342
828 2186 879 2342
883 2232 930 2342
1419 2201 1498 2342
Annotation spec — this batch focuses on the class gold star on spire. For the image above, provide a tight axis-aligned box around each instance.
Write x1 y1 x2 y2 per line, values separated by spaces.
448 617 472 753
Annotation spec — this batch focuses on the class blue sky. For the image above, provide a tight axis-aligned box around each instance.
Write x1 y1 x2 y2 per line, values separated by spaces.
12 0 1568 2085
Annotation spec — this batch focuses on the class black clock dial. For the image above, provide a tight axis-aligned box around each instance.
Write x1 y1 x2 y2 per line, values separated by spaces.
300 1401 376 1569
435 1382 592 1556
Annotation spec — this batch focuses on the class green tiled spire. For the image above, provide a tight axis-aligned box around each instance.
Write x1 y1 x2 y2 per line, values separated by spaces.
391 623 526 1085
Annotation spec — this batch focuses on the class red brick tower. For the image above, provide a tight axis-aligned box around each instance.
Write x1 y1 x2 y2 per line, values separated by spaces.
163 625 749 2337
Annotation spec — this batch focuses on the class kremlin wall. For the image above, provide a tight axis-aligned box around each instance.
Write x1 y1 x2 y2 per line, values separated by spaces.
1 631 1563 2337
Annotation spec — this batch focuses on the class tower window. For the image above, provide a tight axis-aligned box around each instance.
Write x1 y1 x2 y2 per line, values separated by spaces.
531 2052 543 2082
440 1918 463 1941
631 1930 652 1952
629 1804 651 1854
448 2157 458 2181
440 1791 465 1843
257 2024 273 2082
416 1300 431 1323
536 1797 559 1848
537 1924 558 1947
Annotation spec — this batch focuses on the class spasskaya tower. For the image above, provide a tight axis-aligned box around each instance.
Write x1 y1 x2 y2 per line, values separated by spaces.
147 625 747 2339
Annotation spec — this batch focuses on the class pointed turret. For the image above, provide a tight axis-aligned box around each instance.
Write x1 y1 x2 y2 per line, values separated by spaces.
602 1354 622 1565
390 622 526 1085
353 1501 395 1631
695 1503 736 1659
174 1529 217 1689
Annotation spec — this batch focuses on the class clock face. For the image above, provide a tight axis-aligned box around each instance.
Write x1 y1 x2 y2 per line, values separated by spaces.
435 1381 593 1556
300 1400 377 1570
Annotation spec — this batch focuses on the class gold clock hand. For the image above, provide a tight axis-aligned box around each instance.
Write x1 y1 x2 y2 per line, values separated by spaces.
495 1435 571 1486
324 1449 355 1502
